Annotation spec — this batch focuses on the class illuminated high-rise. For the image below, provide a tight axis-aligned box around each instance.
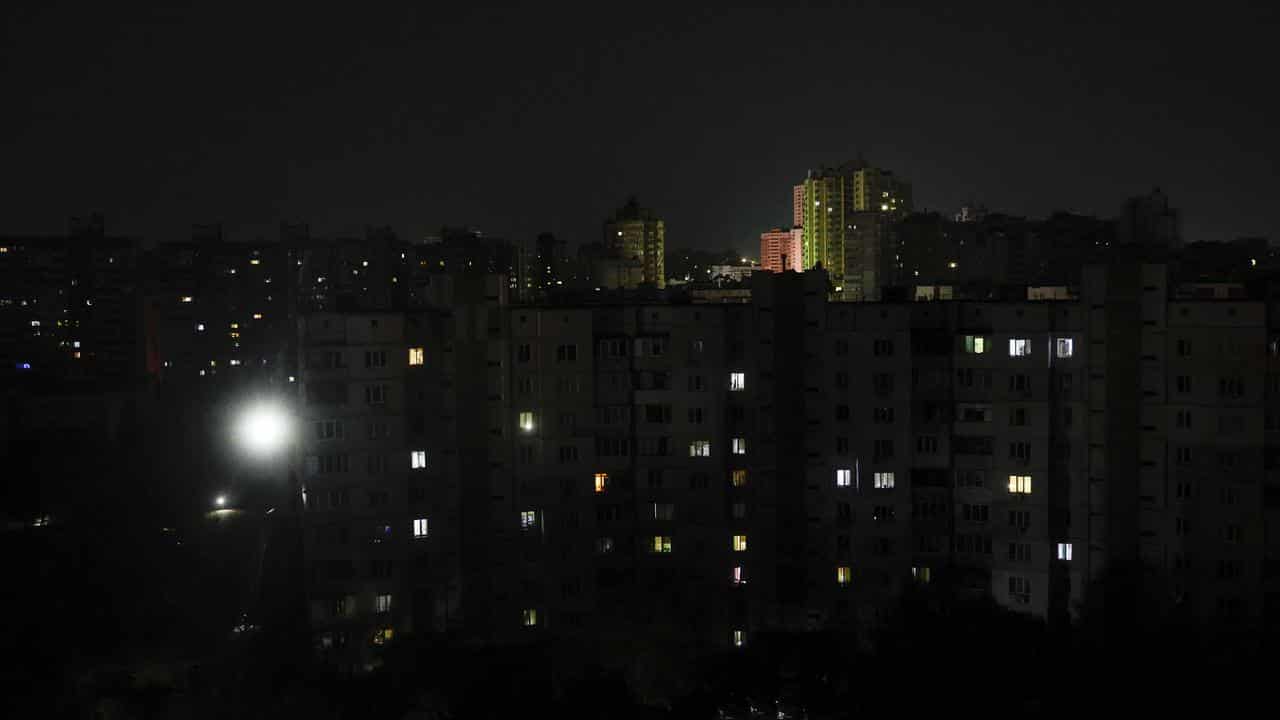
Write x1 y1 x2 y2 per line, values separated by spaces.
800 159 913 292
760 227 802 273
604 198 665 288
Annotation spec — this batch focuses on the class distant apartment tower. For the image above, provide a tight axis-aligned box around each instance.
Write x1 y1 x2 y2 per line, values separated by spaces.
800 159 913 290
1119 188 1182 248
760 228 803 273
792 185 806 228
604 198 665 288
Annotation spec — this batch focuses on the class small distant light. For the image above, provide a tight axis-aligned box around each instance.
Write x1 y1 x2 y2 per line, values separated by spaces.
18 362 31 370
253 313 263 320
230 322 239 329
196 323 205 331
362 260 369 267
30 320 39 327
72 351 81 359
250 259 261 265
73 341 81 348
229 359 241 366
199 369 206 376
948 261 958 269
1251 258 1258 267
229 269 237 275
288 375 296 383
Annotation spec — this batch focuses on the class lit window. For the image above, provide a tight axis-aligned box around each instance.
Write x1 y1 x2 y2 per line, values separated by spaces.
1056 338 1074 358
689 440 711 457
652 535 673 553
652 502 675 521
376 594 393 613
522 609 538 627
372 627 394 645
521 510 537 529
1056 542 1073 561
1008 338 1031 357
836 468 852 487
180 296 193 303
230 322 239 329
413 518 428 538
732 535 748 552
253 313 263 319
596 537 614 554
411 450 426 469
732 437 747 455
196 323 205 332
1008 475 1033 494
594 472 608 493
732 566 746 585
964 335 986 354
731 469 747 487
519 412 535 432
732 629 745 647
729 372 746 391
912 566 932 583
874 471 895 489
837 566 852 585
409 347 425 366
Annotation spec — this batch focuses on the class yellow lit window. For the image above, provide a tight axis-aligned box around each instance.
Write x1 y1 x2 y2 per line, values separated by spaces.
253 313 263 320
594 472 608 493
732 535 748 552
837 566 852 585
522 609 538 627
230 323 239 329
372 627 394 645
519 411 535 432
652 535 673 553
731 469 747 487
912 566 931 583
409 347 425 366
1008 475 1032 494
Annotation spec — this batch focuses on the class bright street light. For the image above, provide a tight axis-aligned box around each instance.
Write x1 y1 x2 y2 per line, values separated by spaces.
235 401 293 458
215 494 227 507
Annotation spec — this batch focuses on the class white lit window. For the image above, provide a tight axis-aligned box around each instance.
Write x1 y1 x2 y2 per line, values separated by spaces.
732 629 745 647
729 372 746 391
596 537 614 554
836 468 852 487
837 566 852 585
519 411 535 432
732 566 746 585
912 566 932 583
522 609 538 627
732 535 748 552
1056 542 1073 561
732 437 747 455
594 472 608 493
411 450 426 469
652 535 673 553
196 323 205 332
180 296 193 303
521 510 537 529
1008 338 1031 357
1008 475 1033 494
964 335 986 354
1055 338 1074 358
413 518 428 538
409 347 425 366
376 594 392 613
689 440 711 457
874 471 895 489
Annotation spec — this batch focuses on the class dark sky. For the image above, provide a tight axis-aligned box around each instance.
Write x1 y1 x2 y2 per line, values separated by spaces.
3 1 1277 252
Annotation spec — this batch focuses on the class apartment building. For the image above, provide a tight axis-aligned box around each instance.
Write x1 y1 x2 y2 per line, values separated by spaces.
295 262 1275 667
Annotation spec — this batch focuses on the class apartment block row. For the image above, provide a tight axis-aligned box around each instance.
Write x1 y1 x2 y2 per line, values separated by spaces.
294 264 1279 669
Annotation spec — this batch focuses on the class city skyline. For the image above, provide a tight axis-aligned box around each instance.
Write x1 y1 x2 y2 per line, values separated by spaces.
2 4 1277 251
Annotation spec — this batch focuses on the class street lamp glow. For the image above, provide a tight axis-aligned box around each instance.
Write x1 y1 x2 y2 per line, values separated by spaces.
236 401 292 458
215 494 227 507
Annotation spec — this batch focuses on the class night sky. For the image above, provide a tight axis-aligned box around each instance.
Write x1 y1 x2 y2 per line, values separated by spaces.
3 2 1276 251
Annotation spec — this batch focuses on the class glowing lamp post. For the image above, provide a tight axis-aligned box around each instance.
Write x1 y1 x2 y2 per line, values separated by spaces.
235 401 293 459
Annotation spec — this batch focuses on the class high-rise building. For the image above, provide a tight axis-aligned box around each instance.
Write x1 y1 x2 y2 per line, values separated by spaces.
792 185 806 229
760 228 803 273
1119 188 1182 248
800 159 913 291
604 198 665 288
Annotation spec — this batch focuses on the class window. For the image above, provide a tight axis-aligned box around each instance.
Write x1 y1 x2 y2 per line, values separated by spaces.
688 407 705 424
556 344 577 363
647 469 664 488
1008 338 1031 357
916 436 938 454
688 375 706 392
957 469 987 488
874 439 894 460
376 594 393 613
964 335 987 354
732 535 748 552
732 437 747 455
1010 442 1032 462
365 384 387 405
874 471 895 489
1055 338 1074 358
732 629 745 648
963 504 990 523
836 468 852 487
1009 576 1031 604
873 339 894 356
594 472 608 493
315 419 345 440
912 567 932 583
365 350 388 368
558 445 578 462
1176 376 1191 393
516 344 531 363
411 450 426 469
873 505 895 522
652 535 673 553
1008 543 1032 562
729 372 746 391
872 407 894 423
1177 338 1192 357
689 440 711 457
522 609 538 627
731 469 748 487
1009 510 1030 531
519 411 535 432
408 347 424 366
1010 407 1027 427
1175 409 1192 429
1008 475 1032 494
732 566 746 585
652 503 675 521
872 373 894 395
413 518 428 538
520 510 537 530
1056 542 1073 561
731 501 746 519
1175 446 1193 465
836 566 852 586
